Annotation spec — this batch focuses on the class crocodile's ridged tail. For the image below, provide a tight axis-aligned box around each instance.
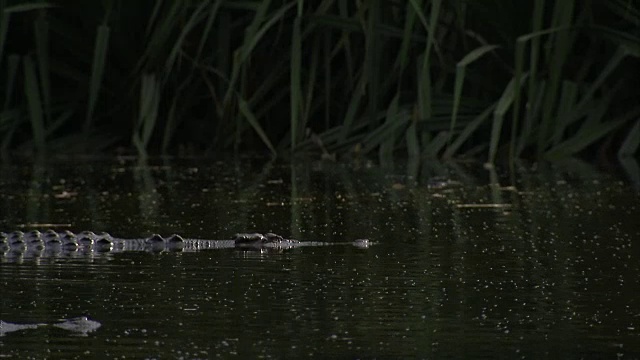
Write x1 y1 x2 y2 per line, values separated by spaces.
1 230 373 261
0 230 239 254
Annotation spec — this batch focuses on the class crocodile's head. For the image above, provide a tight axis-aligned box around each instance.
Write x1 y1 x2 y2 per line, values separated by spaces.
263 233 285 243
233 232 291 247
233 233 267 245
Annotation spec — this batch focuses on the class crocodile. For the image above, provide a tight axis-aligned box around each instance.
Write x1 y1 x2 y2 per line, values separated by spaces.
0 317 101 337
0 230 373 258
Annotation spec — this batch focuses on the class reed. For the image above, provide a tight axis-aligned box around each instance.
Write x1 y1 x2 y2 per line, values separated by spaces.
0 0 637 161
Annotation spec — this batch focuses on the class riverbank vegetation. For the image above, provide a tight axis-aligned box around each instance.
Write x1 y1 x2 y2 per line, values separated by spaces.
1 0 638 162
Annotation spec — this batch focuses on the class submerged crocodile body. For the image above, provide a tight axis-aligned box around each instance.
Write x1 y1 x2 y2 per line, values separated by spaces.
0 230 372 258
0 317 101 337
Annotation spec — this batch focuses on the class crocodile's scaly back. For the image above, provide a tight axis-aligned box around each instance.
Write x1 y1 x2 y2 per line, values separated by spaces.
0 230 373 259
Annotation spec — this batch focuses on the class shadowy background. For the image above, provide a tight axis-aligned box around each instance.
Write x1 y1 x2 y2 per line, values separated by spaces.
0 0 638 162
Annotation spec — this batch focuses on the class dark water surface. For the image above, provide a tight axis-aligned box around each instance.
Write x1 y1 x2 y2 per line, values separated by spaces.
1 157 639 358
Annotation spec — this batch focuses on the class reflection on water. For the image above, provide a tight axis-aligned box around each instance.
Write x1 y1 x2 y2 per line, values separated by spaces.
0 156 639 358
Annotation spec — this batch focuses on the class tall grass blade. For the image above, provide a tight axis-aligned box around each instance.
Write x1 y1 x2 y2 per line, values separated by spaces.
337 0 355 91
2 55 19 111
1 109 20 151
23 56 45 152
165 0 208 75
544 116 630 159
511 39 525 160
361 111 410 154
302 37 319 133
406 118 419 157
3 3 54 13
409 0 442 60
378 94 400 156
145 0 164 37
162 74 194 152
513 25 571 151
523 0 545 122
422 130 448 157
416 0 442 123
226 1 293 96
443 103 496 159
0 4 9 68
552 80 579 145
133 74 161 157
162 93 180 154
84 24 110 136
395 0 419 72
216 11 231 96
570 47 627 120
322 32 331 129
511 0 545 160
145 1 181 62
417 53 432 123
365 0 380 131
195 1 222 62
339 75 365 142
538 0 576 155
237 96 276 156
488 75 528 164
290 15 302 150
450 44 499 146
618 119 640 157
223 1 294 128
34 12 51 125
